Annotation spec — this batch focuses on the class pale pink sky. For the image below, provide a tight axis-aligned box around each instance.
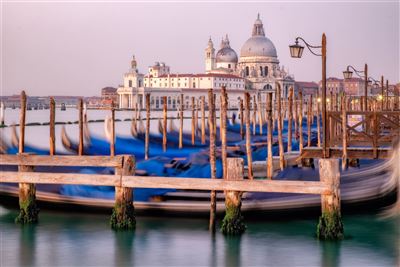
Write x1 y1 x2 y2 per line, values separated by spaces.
2 1 399 96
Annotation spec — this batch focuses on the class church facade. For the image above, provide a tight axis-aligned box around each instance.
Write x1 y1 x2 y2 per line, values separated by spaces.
117 14 295 109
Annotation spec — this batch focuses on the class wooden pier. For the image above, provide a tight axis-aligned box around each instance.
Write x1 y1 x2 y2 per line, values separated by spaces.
1 88 399 239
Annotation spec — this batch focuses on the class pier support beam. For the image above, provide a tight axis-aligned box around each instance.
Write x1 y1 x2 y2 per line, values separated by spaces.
221 158 246 235
317 158 344 240
15 164 39 224
111 156 136 230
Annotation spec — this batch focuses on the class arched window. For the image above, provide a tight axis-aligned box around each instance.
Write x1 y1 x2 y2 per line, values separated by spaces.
245 66 249 76
260 66 263 76
128 80 132 87
264 66 268 77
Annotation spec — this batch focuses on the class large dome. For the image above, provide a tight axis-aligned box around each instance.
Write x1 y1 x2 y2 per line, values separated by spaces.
240 36 277 58
240 14 277 58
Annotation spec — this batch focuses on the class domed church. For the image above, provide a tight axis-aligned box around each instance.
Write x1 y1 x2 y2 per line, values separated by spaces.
205 14 295 98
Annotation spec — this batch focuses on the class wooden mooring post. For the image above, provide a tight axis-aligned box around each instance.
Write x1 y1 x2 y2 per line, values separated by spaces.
287 88 293 152
276 84 285 171
266 92 273 179
253 95 257 136
342 95 348 170
221 158 246 235
299 91 304 153
0 101 4 126
257 94 263 135
163 96 167 152
16 91 38 224
221 86 228 179
145 94 150 160
110 155 136 229
239 98 244 140
208 89 217 232
192 97 195 145
110 103 116 156
78 98 84 156
49 97 55 155
179 94 184 149
201 96 206 145
244 92 253 180
317 159 344 240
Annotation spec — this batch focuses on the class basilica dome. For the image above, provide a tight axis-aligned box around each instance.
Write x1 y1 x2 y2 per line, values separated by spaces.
240 14 277 59
240 36 277 58
215 35 238 63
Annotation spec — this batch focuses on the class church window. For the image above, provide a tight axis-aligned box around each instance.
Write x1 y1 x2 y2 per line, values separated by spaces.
260 66 263 76
193 82 196 88
245 66 249 76
129 80 132 87
264 66 268 76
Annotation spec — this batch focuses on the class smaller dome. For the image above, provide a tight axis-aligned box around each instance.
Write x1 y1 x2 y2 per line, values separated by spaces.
216 47 238 63
215 34 238 63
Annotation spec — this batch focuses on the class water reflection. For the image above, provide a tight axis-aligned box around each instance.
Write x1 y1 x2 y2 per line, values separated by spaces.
320 240 341 267
0 208 398 267
113 230 135 266
18 224 37 267
224 235 241 267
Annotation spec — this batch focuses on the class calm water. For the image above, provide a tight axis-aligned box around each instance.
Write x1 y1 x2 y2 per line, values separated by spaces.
0 206 398 267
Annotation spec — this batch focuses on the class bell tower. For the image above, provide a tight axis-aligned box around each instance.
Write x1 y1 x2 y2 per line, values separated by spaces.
205 37 215 73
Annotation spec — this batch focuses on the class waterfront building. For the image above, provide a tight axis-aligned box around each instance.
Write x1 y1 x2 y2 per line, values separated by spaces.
294 81 319 97
117 14 295 109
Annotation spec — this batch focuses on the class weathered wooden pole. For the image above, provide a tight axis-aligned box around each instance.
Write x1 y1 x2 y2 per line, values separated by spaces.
0 102 4 126
208 89 217 232
253 95 257 136
257 94 263 135
317 159 344 240
329 92 334 142
18 91 27 153
49 97 56 155
15 91 39 224
342 95 348 170
145 94 150 160
192 97 196 145
294 94 299 138
110 102 116 156
78 98 84 156
287 88 293 152
201 96 206 144
163 96 167 152
266 92 273 179
381 76 384 111
110 155 135 229
239 98 244 140
221 86 228 179
179 94 184 149
298 91 304 153
307 96 312 147
244 92 253 180
195 99 199 135
386 80 389 111
276 84 285 171
221 158 246 235
317 97 321 147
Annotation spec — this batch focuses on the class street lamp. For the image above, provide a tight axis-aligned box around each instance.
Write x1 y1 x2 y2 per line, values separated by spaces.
289 34 328 157
342 64 368 110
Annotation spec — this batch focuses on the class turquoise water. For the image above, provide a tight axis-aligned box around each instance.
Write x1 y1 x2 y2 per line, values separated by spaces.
1 206 398 267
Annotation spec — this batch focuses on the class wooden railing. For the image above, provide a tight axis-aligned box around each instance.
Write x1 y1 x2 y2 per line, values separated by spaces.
0 154 340 235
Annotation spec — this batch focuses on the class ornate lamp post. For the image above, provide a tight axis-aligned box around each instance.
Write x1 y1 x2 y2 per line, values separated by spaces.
289 34 328 157
342 64 368 110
